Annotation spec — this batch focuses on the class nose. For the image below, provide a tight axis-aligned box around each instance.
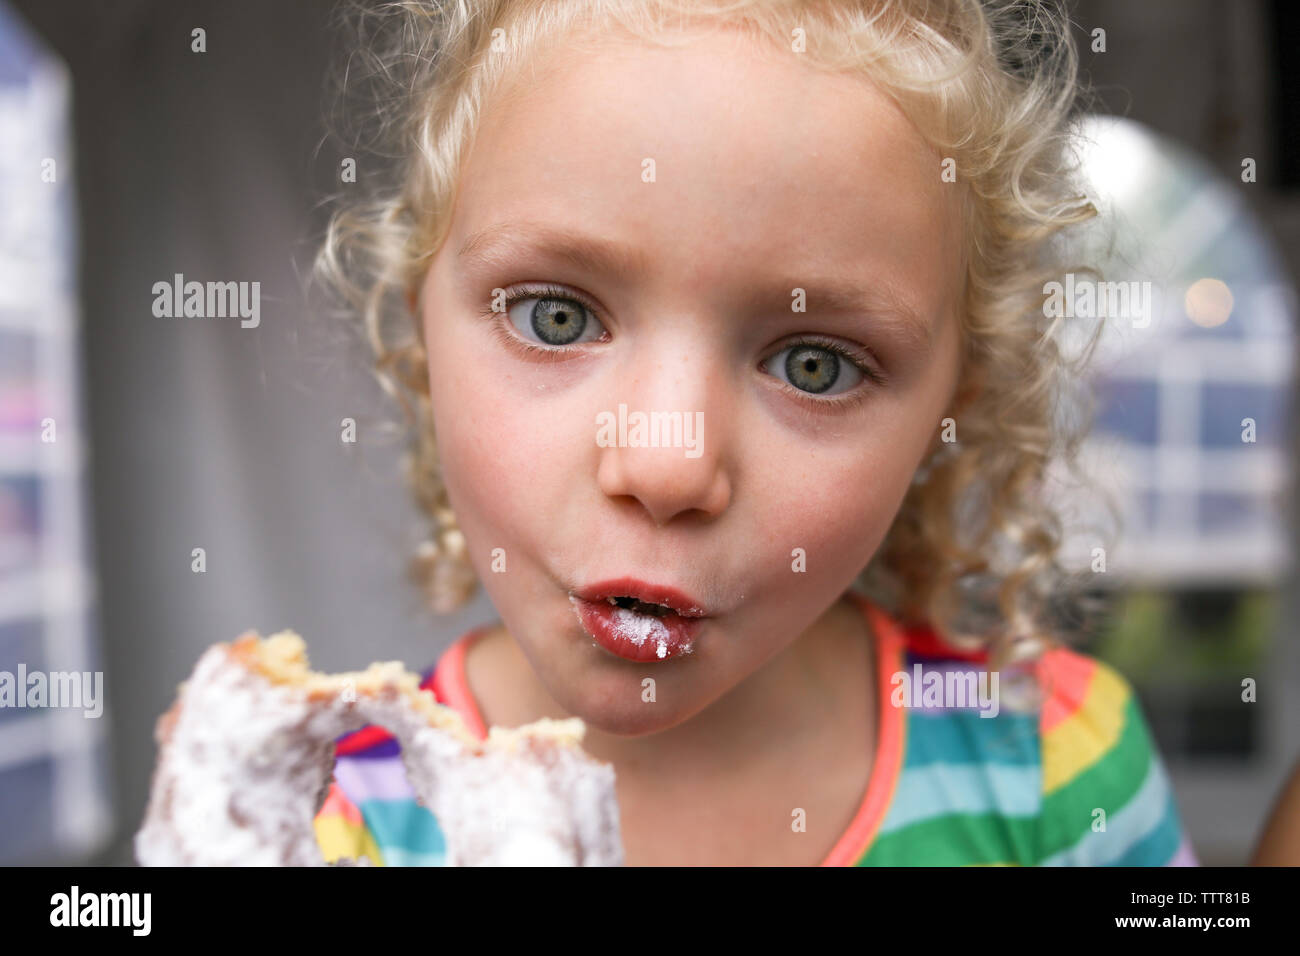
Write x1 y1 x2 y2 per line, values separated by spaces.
594 353 732 528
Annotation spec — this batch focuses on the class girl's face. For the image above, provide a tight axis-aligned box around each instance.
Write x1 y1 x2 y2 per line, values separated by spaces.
420 27 964 735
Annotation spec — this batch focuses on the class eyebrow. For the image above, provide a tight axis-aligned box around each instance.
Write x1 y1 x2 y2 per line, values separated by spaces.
459 222 651 281
458 222 933 352
769 276 933 353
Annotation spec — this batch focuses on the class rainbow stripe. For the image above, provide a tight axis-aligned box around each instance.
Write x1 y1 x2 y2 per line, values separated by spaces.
855 628 1194 866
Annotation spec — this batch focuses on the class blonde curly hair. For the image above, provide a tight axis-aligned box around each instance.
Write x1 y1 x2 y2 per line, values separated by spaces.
313 0 1110 671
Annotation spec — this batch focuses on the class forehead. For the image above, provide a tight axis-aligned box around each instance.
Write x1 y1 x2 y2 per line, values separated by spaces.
448 25 965 322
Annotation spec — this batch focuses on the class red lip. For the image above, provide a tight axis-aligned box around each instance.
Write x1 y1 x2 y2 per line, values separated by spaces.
569 578 710 662
571 578 709 618
570 597 705 662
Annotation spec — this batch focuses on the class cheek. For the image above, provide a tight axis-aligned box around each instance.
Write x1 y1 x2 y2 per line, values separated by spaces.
749 357 957 591
422 312 571 561
755 445 910 586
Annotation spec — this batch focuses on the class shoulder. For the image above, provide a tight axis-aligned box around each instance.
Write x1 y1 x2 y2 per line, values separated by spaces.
868 603 1195 866
1032 645 1196 865
1034 645 1151 796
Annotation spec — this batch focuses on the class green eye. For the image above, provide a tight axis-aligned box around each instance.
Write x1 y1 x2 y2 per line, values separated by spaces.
527 297 589 345
785 346 840 393
496 284 607 348
766 342 866 396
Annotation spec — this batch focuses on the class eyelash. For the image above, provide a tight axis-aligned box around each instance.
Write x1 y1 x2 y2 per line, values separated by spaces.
478 284 884 408
478 284 606 365
771 335 880 416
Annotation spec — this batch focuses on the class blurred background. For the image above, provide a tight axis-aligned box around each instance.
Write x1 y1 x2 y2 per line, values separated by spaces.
0 0 1296 866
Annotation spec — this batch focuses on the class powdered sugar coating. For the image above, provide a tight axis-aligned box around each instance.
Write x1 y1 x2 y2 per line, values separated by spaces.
606 607 695 658
609 606 671 658
134 634 624 866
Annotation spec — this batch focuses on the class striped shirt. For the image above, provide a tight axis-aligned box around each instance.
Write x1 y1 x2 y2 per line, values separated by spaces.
313 591 1197 866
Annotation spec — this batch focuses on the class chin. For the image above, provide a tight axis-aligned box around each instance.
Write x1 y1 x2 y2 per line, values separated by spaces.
576 705 682 737
544 667 700 738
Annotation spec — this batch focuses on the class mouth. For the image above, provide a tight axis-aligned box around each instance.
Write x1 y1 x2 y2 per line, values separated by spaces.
568 578 709 662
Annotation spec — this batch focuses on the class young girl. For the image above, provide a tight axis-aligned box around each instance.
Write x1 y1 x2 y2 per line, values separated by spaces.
310 0 1197 866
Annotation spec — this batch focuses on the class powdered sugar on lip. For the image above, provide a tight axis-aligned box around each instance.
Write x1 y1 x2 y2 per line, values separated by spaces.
569 595 699 661
607 606 688 659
